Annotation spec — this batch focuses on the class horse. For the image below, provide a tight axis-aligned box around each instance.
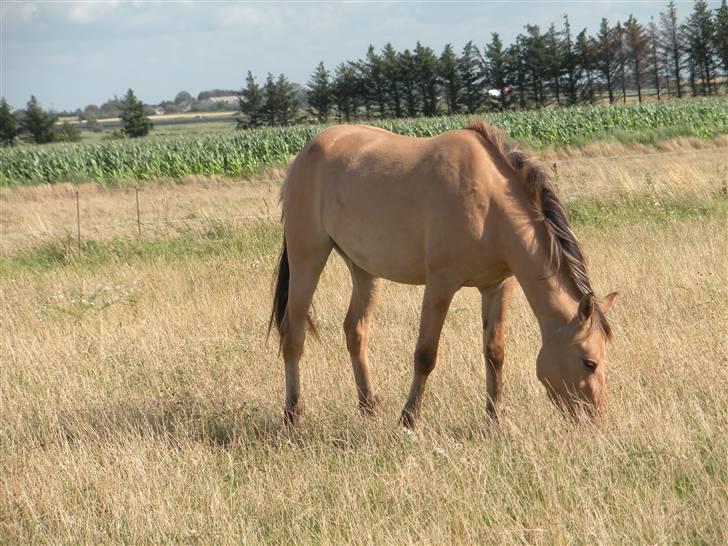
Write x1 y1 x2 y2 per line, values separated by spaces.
268 119 617 428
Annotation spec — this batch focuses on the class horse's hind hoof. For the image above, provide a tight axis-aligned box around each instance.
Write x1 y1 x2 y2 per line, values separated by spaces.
283 403 303 427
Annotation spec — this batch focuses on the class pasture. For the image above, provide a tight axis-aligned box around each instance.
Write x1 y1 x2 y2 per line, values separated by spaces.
1 137 727 543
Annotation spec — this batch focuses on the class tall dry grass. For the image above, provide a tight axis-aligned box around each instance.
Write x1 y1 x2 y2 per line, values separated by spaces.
1 144 726 543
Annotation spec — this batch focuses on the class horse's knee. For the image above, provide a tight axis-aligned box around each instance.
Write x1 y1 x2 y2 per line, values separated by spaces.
414 347 436 375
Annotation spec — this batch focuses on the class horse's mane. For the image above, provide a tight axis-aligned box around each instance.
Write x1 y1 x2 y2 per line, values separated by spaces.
465 118 611 340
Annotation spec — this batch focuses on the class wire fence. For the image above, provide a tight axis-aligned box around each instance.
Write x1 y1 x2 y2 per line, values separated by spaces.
2 146 726 247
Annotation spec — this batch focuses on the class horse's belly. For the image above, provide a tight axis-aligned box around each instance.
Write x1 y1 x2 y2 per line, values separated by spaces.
330 222 427 285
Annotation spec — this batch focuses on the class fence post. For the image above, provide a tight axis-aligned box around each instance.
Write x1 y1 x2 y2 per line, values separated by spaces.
75 189 81 252
135 186 141 237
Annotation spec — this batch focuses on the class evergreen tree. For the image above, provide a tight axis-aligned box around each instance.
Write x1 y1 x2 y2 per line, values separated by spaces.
439 44 461 115
562 16 580 106
625 15 649 102
381 43 404 118
596 18 616 103
239 71 265 128
364 45 388 117
682 0 717 95
521 25 547 106
544 23 564 104
716 0 728 86
263 73 299 125
20 95 58 144
120 89 152 138
509 37 529 109
484 34 510 111
333 63 358 122
576 29 596 103
398 50 419 117
713 0 728 85
0 98 18 146
381 43 403 118
648 18 663 100
458 41 483 114
413 42 439 116
660 1 683 98
306 62 333 123
615 22 628 103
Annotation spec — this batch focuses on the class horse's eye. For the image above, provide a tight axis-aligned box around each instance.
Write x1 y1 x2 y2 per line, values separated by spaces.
583 359 598 371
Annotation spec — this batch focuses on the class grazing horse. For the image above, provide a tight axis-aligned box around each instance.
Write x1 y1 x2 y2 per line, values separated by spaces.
269 120 617 428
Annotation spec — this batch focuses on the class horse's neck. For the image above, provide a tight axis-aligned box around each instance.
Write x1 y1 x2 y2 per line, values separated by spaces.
501 216 581 340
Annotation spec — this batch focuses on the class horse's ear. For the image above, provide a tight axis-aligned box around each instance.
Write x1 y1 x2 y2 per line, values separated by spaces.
598 292 619 314
578 293 595 322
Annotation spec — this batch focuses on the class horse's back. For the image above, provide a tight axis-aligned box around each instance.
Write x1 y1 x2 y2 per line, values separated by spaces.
283 125 507 285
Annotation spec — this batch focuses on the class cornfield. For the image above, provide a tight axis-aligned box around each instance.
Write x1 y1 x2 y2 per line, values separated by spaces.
1 98 726 186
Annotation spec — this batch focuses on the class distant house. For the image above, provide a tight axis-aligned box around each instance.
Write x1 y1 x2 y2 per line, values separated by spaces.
209 96 239 106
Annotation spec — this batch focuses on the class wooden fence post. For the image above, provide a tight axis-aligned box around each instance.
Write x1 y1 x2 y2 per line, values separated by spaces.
76 189 81 252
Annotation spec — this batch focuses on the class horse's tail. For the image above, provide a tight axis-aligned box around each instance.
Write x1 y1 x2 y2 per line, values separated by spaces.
268 235 319 342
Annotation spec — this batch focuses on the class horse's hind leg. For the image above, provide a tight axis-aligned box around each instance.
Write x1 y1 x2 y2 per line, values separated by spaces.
282 238 333 425
342 260 382 415
480 277 515 420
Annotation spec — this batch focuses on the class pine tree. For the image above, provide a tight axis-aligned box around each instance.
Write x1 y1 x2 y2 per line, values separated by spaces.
596 18 616 103
648 18 663 100
576 29 595 103
625 15 649 102
683 0 717 95
306 62 333 123
120 89 152 138
413 42 439 116
239 71 265 128
716 0 728 87
0 98 18 146
264 74 298 126
660 1 683 98
382 43 403 118
458 41 483 114
521 25 547 106
615 22 628 103
562 16 580 106
333 63 358 122
398 49 419 117
484 34 510 111
364 46 387 117
544 23 563 104
439 43 461 115
20 95 58 144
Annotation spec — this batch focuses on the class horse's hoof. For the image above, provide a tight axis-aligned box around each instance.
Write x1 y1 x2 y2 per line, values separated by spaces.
359 395 380 417
399 408 417 430
283 403 303 427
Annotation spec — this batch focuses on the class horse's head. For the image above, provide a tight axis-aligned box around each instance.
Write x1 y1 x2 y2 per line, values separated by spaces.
536 292 618 419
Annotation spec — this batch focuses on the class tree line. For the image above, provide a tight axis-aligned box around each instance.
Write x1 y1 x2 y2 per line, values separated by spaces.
239 0 728 127
0 89 152 146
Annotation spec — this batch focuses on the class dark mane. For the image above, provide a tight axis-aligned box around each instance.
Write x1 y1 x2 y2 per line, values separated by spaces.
465 119 611 340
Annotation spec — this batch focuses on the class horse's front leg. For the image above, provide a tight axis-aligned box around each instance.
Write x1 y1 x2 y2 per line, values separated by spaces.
400 279 458 429
480 277 515 420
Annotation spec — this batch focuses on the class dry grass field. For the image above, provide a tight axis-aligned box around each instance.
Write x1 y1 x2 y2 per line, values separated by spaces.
1 139 726 543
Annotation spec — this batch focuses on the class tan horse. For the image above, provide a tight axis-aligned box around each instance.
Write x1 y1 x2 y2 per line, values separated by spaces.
269 120 617 428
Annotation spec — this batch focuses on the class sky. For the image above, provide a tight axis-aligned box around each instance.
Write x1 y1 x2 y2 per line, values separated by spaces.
0 0 720 112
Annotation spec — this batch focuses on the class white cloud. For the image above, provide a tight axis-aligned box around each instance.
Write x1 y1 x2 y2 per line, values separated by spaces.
217 4 293 32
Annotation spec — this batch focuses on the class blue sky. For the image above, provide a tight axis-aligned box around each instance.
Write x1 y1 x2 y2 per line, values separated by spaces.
1 1 717 112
